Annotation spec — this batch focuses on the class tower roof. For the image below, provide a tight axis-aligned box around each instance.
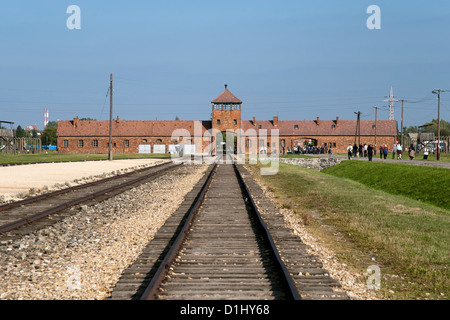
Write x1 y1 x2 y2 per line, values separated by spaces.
211 84 242 104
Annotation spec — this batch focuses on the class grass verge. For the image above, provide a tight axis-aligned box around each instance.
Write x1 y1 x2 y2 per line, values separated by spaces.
247 161 449 300
322 161 450 210
0 152 172 164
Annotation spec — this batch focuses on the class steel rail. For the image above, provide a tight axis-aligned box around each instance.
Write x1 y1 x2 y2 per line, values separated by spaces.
0 161 172 212
140 158 301 300
234 164 302 300
140 163 218 300
0 162 181 234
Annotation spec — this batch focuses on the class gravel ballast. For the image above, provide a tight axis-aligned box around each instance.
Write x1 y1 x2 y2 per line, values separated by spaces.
0 164 208 300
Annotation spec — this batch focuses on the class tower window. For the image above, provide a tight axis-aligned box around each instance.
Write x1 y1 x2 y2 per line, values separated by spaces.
217 119 221 125
233 119 237 125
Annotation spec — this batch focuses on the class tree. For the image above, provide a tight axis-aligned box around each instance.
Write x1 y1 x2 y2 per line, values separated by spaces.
41 126 57 145
15 125 28 138
46 121 58 128
422 119 450 137
31 129 39 138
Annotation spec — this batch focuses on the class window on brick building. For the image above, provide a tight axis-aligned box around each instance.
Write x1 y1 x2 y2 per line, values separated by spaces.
217 119 221 125
233 119 237 125
258 125 262 129
78 140 84 148
63 140 68 148
125 140 129 148
142 139 147 143
156 139 162 143
246 139 252 147
259 139 264 147
93 140 98 147
333 143 336 147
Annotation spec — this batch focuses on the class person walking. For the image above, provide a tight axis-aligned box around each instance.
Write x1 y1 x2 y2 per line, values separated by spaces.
379 146 383 159
347 144 353 160
409 146 415 160
368 144 374 161
397 143 403 160
383 144 388 159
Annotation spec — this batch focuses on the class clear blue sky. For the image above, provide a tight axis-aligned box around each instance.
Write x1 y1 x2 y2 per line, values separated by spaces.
1 0 449 130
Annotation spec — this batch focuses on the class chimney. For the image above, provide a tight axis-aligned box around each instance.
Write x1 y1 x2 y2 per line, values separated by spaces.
73 116 79 128
336 116 339 125
316 116 319 125
253 117 256 126
273 116 278 126
116 116 120 123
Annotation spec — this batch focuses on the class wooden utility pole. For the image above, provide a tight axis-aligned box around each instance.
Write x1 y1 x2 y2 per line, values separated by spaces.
373 107 378 148
398 99 407 148
354 111 361 146
109 73 113 161
432 89 446 161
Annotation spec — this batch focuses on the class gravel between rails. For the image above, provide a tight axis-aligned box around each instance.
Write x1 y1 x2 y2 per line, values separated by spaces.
247 166 379 300
0 164 208 300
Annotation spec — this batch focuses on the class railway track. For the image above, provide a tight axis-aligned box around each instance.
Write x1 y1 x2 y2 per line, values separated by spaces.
0 160 181 239
109 157 349 300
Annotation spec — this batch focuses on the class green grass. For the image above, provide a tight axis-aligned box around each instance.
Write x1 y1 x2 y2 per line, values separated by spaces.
336 152 450 162
248 161 450 300
280 154 316 159
323 161 450 210
0 152 172 164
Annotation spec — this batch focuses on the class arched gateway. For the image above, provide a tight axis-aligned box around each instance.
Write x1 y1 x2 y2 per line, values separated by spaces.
211 85 242 155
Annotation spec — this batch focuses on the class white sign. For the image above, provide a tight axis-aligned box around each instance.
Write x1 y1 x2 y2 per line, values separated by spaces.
138 145 151 154
153 144 166 154
169 144 180 154
183 144 196 155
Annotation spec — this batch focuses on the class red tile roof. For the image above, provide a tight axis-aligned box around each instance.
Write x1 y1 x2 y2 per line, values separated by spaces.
211 86 242 104
58 118 397 138
57 119 212 137
241 119 397 136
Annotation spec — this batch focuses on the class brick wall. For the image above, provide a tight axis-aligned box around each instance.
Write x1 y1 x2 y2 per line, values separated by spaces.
58 135 212 154
58 134 395 155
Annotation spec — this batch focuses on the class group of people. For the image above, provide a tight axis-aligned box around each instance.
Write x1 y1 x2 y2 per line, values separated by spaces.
347 143 417 161
347 143 376 161
286 145 333 155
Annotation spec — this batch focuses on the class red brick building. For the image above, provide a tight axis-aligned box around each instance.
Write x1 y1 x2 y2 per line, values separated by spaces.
57 86 398 154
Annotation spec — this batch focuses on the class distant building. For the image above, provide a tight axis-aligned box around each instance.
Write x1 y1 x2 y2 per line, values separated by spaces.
57 86 398 154
26 125 39 131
